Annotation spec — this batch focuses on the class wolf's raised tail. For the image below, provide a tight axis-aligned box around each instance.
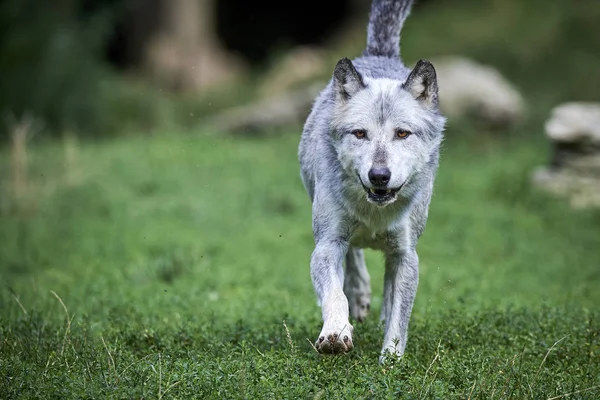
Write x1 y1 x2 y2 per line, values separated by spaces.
364 0 415 58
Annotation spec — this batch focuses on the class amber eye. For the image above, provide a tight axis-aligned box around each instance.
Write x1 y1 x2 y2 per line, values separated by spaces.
352 129 367 139
396 129 411 139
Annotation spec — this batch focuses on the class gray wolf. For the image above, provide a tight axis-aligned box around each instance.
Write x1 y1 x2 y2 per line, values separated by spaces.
298 0 445 361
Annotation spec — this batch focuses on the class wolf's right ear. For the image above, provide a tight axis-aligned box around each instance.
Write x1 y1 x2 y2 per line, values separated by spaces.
333 58 366 101
403 60 439 108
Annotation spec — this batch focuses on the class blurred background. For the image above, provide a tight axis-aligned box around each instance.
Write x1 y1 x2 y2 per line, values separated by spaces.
0 0 598 141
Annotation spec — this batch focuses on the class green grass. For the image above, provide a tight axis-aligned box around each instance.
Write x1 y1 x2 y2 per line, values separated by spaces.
1 125 599 398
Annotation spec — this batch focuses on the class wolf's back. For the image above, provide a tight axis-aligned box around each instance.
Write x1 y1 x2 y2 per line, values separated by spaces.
364 0 414 58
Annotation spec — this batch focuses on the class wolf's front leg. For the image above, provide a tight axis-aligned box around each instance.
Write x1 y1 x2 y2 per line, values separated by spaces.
380 249 419 362
311 238 354 353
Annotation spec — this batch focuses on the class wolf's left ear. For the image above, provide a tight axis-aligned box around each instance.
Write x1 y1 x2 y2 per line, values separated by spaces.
333 58 366 101
403 60 439 108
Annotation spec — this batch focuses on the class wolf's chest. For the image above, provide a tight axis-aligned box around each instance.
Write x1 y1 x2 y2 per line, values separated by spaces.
349 223 388 250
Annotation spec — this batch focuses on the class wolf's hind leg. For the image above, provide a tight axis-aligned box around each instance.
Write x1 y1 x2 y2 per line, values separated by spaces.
344 247 371 322
380 250 418 362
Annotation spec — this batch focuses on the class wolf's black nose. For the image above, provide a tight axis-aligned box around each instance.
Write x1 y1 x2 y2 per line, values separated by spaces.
368 168 391 186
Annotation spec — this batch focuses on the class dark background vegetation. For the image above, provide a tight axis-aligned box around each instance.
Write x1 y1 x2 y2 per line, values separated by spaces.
0 0 355 139
1 0 598 140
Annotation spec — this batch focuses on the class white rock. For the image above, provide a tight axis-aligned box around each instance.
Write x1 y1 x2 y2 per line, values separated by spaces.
432 56 525 126
544 102 600 143
532 166 600 209
209 82 324 133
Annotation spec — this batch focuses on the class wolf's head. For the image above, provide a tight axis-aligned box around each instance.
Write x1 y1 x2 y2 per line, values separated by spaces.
331 58 445 206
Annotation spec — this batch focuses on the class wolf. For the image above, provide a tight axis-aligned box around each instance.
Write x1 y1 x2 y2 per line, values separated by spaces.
298 0 445 361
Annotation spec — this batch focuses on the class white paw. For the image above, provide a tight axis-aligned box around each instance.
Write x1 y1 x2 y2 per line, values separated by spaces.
315 323 354 353
379 348 403 365
379 338 405 364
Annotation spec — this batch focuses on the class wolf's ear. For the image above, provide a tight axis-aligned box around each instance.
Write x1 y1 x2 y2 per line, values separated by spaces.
333 58 365 101
403 60 439 108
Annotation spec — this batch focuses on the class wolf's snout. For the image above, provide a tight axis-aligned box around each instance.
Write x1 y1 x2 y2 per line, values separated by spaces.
368 168 391 186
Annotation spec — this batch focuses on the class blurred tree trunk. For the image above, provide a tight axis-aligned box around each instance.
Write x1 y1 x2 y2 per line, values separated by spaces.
144 0 245 92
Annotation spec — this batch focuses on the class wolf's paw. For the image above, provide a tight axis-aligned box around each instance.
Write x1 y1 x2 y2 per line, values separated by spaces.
379 347 404 365
315 323 354 353
348 292 371 322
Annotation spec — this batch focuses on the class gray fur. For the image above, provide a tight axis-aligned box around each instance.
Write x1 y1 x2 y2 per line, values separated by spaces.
298 0 445 361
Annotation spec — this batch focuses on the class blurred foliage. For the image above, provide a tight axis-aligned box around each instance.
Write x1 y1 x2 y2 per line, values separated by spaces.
404 0 600 104
0 0 599 141
335 0 600 111
0 0 260 141
0 0 117 140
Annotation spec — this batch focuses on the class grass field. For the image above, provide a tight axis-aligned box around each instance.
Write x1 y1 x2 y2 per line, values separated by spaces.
1 123 599 398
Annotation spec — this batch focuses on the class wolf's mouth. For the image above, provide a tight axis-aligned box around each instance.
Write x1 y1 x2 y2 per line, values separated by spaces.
362 185 401 203
357 176 403 204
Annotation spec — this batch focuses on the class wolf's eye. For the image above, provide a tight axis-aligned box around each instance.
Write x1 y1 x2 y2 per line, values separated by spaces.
395 129 411 139
352 129 367 139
